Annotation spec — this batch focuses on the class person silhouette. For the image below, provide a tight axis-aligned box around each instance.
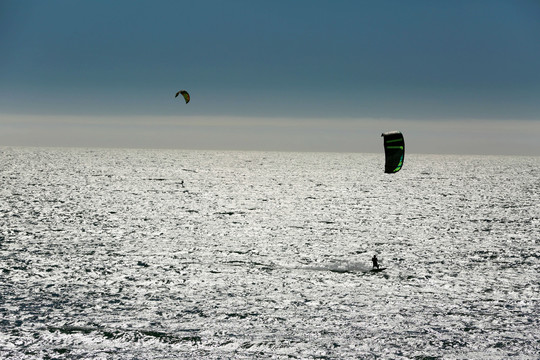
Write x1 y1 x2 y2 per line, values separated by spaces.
372 255 379 269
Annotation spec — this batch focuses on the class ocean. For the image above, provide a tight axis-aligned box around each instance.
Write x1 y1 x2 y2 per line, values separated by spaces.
1 147 538 359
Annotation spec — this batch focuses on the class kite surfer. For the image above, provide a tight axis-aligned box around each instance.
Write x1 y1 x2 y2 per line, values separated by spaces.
372 255 379 269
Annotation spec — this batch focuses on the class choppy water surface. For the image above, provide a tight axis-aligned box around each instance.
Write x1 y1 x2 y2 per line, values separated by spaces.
1 147 539 359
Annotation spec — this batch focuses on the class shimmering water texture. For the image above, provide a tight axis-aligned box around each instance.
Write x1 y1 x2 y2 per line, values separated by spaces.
1 147 539 359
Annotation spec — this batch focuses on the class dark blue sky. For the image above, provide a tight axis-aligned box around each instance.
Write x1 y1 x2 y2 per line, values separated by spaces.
1 1 539 154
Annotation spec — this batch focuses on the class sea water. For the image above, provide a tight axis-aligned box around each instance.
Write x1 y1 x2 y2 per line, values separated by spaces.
1 147 538 359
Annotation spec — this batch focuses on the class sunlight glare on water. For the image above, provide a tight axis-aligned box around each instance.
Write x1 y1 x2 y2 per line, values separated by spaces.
1 147 539 359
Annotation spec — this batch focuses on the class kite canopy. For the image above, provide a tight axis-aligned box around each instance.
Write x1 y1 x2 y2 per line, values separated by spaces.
175 90 190 104
381 131 405 173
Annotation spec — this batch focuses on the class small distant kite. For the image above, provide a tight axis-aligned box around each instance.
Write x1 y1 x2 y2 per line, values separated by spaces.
175 90 190 104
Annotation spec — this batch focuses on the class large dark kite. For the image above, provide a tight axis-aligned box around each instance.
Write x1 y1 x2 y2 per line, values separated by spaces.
381 131 405 173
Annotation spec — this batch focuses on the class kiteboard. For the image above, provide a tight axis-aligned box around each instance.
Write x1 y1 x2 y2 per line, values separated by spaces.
370 268 386 273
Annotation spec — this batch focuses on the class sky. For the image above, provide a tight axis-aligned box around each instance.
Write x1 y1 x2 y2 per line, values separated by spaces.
1 0 539 155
